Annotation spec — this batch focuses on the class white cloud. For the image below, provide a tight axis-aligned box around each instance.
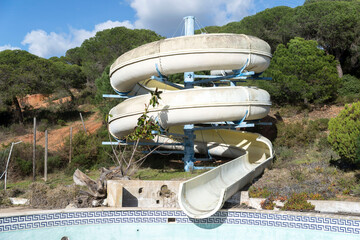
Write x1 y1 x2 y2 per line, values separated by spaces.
0 44 21 51
130 0 254 36
21 0 255 58
22 20 134 58
95 20 134 32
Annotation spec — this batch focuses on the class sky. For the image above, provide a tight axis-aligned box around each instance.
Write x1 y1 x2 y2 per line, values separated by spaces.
0 0 304 58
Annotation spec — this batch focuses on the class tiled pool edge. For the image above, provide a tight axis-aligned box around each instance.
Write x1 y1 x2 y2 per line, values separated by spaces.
0 208 359 235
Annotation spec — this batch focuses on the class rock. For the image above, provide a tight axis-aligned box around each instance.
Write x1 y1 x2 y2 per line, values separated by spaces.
65 203 77 209
9 197 29 205
92 199 101 207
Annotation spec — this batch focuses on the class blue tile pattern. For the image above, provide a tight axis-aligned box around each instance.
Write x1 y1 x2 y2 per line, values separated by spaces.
0 210 359 235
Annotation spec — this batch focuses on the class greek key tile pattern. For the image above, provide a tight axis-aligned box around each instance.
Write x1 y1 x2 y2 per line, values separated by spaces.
0 210 359 235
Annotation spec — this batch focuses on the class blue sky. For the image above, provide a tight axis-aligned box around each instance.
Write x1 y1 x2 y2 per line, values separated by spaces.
0 0 304 58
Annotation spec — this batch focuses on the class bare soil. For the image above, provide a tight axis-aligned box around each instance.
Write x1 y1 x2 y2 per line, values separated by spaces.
269 105 344 123
4 94 103 151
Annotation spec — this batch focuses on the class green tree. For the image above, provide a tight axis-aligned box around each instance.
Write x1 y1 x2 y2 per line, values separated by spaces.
328 102 360 165
51 61 86 101
0 50 50 122
66 27 163 87
260 37 340 105
304 0 359 4
0 50 85 123
291 1 360 77
219 6 295 52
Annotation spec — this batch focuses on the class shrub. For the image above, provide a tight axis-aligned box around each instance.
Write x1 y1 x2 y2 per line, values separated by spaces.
338 75 360 97
328 102 360 164
260 196 276 210
25 182 79 209
11 143 46 178
274 120 326 148
61 128 113 173
261 37 340 105
57 119 66 126
249 187 272 198
281 192 315 211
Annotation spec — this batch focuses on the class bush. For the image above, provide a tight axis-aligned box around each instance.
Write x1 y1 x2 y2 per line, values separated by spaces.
25 182 79 209
248 187 272 198
338 75 360 97
62 128 112 173
3 142 67 179
328 102 360 165
261 37 340 105
281 192 315 211
274 119 328 148
11 143 46 178
260 196 276 210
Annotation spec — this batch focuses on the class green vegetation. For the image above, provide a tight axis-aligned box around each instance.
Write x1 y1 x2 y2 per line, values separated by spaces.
281 193 315 211
0 50 85 124
219 6 294 52
66 27 163 85
261 37 340 105
274 118 329 148
328 102 360 165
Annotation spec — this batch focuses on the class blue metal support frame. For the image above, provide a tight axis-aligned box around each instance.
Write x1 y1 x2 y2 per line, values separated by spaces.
151 64 184 90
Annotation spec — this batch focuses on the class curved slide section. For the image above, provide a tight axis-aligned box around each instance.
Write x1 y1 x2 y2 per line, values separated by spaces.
178 130 273 218
108 33 274 219
110 34 271 93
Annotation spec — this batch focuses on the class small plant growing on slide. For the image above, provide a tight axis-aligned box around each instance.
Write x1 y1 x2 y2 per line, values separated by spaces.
108 88 163 177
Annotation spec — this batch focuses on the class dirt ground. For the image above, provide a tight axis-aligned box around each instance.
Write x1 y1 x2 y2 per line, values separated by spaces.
4 94 103 151
269 105 345 123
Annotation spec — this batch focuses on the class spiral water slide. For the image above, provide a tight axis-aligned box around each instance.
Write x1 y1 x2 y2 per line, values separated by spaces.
108 34 274 218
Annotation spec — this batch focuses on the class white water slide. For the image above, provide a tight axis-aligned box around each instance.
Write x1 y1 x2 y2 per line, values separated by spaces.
108 33 274 218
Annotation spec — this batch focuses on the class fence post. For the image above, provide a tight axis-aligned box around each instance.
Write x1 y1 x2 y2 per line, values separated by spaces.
44 130 48 182
79 113 87 134
33 117 36 181
69 127 72 164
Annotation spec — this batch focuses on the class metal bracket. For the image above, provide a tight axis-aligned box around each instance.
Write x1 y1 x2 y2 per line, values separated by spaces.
151 64 184 90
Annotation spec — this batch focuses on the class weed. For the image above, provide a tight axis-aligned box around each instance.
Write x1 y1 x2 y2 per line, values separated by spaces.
352 184 360 196
290 168 305 182
281 192 315 211
57 119 66 126
261 196 276 210
248 186 272 198
308 193 324 200
25 182 79 209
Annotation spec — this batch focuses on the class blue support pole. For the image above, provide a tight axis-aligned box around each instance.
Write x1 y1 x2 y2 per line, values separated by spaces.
183 124 195 172
183 16 196 172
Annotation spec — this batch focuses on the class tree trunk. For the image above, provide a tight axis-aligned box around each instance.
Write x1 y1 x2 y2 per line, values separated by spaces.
336 63 343 78
12 97 23 123
335 56 343 78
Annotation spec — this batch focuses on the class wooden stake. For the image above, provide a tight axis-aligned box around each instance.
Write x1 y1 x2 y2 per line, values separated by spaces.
33 117 36 181
44 130 48 182
69 127 72 164
79 112 87 134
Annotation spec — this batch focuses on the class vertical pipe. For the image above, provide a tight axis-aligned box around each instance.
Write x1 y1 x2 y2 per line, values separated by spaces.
183 16 196 171
184 16 195 36
33 117 36 181
44 130 48 182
